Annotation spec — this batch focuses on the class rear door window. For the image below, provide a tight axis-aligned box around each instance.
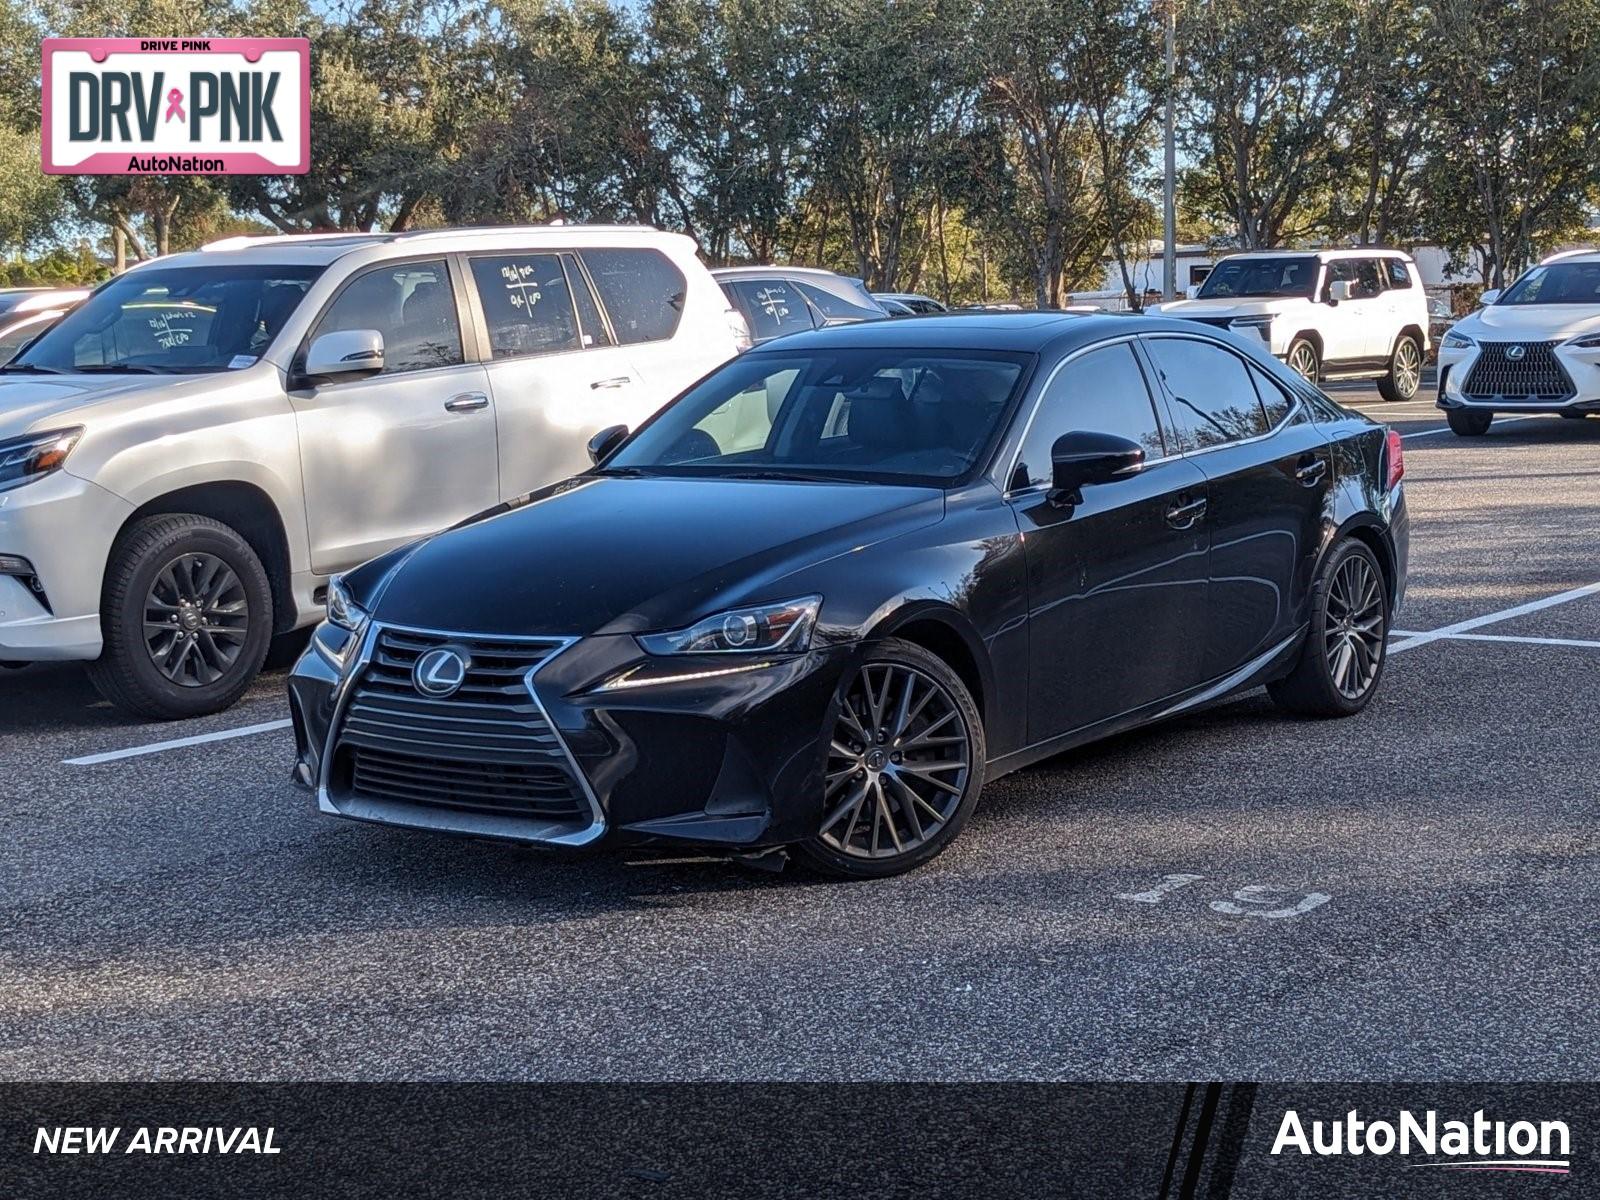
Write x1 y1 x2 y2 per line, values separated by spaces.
469 254 582 359
581 248 686 344
1383 259 1414 290
729 279 815 341
1142 337 1270 451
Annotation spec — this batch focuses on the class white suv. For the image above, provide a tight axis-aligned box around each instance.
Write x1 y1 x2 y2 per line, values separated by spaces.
0 225 744 717
1152 248 1431 400
1435 250 1600 436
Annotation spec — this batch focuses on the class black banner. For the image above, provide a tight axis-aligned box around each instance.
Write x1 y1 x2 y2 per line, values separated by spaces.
1 1084 1591 1198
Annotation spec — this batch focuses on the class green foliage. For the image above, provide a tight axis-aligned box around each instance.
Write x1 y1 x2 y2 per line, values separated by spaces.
1 0 1597 296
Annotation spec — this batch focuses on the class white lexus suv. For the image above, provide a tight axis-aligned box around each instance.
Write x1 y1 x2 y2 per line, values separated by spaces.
0 225 745 718
1151 248 1431 400
1435 250 1600 436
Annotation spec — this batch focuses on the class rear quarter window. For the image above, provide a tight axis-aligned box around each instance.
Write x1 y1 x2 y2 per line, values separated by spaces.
581 248 686 344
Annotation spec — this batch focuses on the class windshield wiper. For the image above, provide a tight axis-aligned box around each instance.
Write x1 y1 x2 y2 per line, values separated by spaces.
0 363 63 375
720 468 863 483
591 465 656 477
72 364 170 375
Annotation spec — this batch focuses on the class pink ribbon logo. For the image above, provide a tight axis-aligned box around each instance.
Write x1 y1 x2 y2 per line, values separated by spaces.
164 87 185 123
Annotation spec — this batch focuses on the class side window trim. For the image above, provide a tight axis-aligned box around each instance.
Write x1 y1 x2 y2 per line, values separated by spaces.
1001 334 1172 496
564 252 618 347
296 253 469 385
1138 333 1303 458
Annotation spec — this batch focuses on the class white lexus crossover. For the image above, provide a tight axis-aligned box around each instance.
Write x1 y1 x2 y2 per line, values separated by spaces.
1435 250 1600 436
1151 248 1431 400
0 225 746 718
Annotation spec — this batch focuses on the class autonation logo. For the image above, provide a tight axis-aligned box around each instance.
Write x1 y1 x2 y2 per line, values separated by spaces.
1272 1109 1571 1175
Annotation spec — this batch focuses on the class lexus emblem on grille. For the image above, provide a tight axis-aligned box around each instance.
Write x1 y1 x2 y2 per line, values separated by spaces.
413 647 470 697
1505 344 1527 361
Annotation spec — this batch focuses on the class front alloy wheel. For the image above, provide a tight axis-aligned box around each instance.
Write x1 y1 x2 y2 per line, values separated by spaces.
1378 335 1423 401
797 639 985 878
1286 338 1320 383
143 553 252 686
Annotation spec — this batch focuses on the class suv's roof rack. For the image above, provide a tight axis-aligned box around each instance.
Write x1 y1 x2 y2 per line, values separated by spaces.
202 223 661 253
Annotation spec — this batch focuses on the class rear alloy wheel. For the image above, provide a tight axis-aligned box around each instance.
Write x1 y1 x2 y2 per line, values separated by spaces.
1286 338 1320 383
796 638 985 879
1446 408 1493 437
1268 538 1388 718
1378 335 1423 401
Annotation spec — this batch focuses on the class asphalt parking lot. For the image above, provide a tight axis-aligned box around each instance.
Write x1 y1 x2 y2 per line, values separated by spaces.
2 383 1597 1082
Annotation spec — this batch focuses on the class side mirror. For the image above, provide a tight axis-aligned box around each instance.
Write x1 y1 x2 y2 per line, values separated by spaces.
587 423 629 465
1184 284 1201 300
1327 280 1353 304
1050 430 1145 503
1479 288 1501 306
305 329 384 381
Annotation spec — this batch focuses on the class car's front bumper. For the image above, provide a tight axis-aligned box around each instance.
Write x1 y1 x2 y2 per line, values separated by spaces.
1436 340 1600 413
0 469 133 661
289 620 858 853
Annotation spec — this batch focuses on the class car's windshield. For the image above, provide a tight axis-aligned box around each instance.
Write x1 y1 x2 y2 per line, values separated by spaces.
1496 262 1600 305
606 347 1031 486
1196 257 1318 300
10 264 323 374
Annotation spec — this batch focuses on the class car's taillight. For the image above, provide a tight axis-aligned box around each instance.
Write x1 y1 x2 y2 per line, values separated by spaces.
1384 428 1404 490
726 307 752 352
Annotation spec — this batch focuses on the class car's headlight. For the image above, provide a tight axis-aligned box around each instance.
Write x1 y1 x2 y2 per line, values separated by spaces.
1562 332 1600 350
1442 332 1476 350
0 427 82 492
1229 315 1274 328
637 596 821 656
326 575 368 635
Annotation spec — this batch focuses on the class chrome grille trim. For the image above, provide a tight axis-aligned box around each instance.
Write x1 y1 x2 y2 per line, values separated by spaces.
316 622 605 847
1461 342 1574 401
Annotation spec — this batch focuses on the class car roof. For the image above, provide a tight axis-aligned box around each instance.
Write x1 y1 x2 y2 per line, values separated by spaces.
744 311 1222 355
712 265 851 279
1539 249 1600 265
140 224 690 271
1217 247 1412 262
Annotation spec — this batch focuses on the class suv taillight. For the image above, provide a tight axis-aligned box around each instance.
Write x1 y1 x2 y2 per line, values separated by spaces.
1384 428 1404 491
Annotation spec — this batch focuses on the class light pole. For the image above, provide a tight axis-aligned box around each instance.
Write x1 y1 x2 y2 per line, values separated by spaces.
1162 0 1177 303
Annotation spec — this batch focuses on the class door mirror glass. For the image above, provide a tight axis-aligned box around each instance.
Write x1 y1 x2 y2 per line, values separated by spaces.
587 423 629 465
1327 280 1353 304
305 329 384 381
1051 430 1145 498
1479 288 1501 306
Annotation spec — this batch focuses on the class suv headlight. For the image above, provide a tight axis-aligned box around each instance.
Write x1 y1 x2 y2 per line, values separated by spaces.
326 576 368 635
1442 331 1476 350
1562 332 1600 350
637 596 821 655
0 427 82 492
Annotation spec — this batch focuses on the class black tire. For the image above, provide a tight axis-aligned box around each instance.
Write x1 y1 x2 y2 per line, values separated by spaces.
1285 337 1320 383
1377 334 1423 402
1268 539 1389 719
794 638 986 879
1446 408 1493 437
86 514 274 720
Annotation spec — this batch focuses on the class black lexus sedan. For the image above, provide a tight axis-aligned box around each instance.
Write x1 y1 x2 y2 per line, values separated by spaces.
289 314 1409 879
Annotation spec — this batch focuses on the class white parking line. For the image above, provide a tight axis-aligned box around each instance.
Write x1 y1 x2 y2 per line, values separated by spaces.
63 718 292 766
1412 632 1600 650
1401 414 1543 440
1388 581 1600 655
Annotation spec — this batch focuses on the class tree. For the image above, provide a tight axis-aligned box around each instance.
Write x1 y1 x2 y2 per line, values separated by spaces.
1181 0 1361 248
1421 0 1600 284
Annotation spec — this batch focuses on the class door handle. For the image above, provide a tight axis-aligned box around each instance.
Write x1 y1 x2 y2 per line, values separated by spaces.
590 376 633 390
1165 495 1207 530
444 392 489 413
1295 455 1327 487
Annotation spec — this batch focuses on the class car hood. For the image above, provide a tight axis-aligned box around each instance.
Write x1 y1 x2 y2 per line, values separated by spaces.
356 475 946 638
1453 305 1600 342
0 373 207 435
1148 297 1307 319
